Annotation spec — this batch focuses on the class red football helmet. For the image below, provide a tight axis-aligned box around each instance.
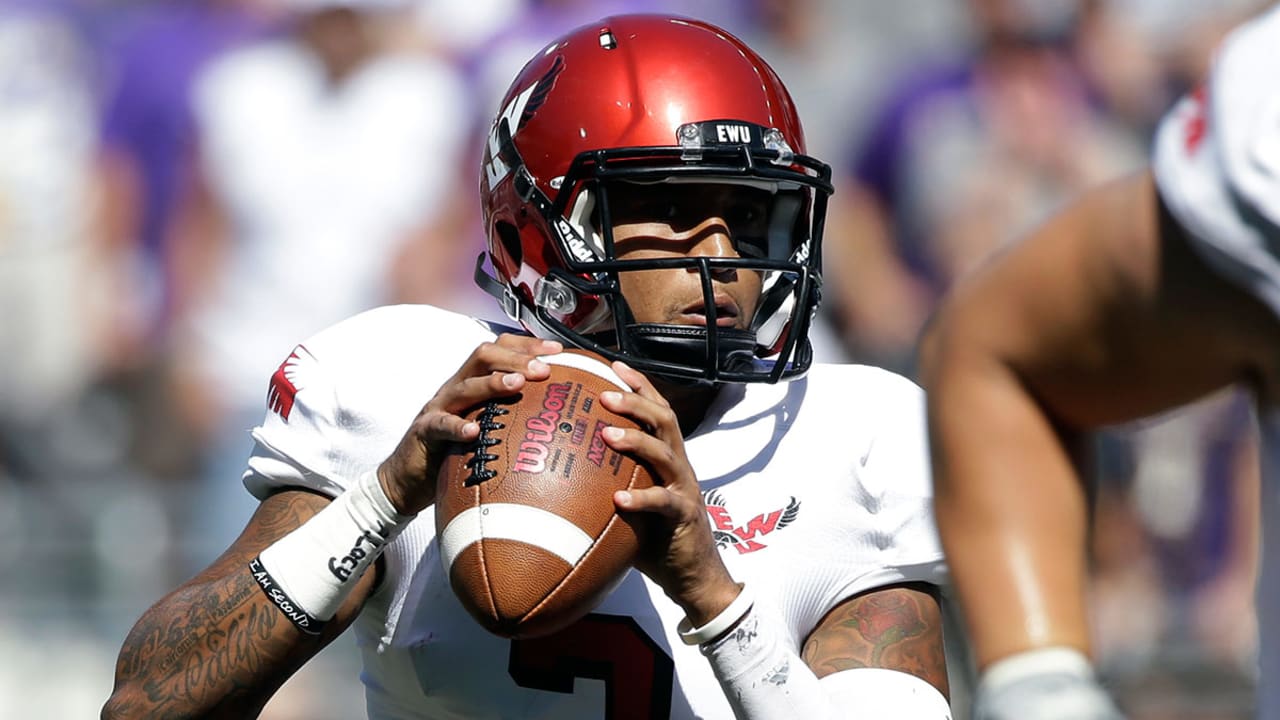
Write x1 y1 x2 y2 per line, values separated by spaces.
476 14 832 384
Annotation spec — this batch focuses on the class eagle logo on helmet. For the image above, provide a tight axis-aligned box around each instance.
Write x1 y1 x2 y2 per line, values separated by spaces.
483 56 565 190
521 55 563 127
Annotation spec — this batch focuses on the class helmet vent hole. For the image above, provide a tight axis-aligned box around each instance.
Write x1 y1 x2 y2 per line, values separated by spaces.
599 28 617 50
495 221 523 267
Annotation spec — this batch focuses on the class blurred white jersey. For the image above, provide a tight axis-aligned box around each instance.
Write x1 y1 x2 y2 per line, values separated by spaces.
244 304 946 719
1153 4 1280 320
1153 5 1280 718
187 40 470 410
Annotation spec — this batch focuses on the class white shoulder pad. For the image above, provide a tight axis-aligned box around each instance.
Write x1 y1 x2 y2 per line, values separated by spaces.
1153 5 1280 318
1209 5 1280 232
810 364 948 590
244 305 505 499
852 368 945 580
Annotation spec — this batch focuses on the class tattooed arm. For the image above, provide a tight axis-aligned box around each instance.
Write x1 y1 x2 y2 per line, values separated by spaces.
802 582 949 699
101 490 378 719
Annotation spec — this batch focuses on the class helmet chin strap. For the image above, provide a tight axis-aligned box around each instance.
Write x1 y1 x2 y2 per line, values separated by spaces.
626 323 757 383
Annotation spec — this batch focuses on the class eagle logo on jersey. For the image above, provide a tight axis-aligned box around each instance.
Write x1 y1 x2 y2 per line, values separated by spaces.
267 345 316 421
703 490 800 554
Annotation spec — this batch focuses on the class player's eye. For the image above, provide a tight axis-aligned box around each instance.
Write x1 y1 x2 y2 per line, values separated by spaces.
607 186 683 224
727 202 766 232
655 199 681 220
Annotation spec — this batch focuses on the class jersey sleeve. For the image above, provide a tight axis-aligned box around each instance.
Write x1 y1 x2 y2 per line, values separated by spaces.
846 369 948 591
1152 4 1280 319
242 304 504 500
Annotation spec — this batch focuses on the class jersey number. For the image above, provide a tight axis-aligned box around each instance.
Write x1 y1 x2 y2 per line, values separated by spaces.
509 613 674 720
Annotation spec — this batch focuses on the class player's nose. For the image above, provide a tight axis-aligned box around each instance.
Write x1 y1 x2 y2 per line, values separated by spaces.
686 217 738 259
684 220 739 283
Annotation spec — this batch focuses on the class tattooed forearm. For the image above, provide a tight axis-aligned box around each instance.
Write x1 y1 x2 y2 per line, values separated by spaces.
148 575 287 704
106 568 303 718
801 583 949 697
147 574 257 678
103 490 369 719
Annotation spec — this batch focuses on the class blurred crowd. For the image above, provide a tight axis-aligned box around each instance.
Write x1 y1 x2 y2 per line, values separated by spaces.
0 0 1269 717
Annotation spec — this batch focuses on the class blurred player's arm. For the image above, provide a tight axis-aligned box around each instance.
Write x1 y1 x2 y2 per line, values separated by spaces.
101 489 375 719
920 170 1274 713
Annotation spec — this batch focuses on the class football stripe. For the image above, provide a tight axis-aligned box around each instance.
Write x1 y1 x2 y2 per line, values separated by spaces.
540 352 630 390
439 503 594 570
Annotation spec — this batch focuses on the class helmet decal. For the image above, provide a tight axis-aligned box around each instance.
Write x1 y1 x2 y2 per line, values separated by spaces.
483 55 564 191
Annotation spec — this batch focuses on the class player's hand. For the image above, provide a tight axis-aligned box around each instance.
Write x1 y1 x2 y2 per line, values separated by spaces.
377 334 562 515
601 361 741 627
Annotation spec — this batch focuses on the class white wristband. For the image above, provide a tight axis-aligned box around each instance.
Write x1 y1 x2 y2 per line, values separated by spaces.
678 583 753 645
252 470 413 634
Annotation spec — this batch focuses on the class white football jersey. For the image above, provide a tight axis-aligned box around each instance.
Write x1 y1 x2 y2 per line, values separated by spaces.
1154 6 1280 718
244 304 946 719
1152 3 1280 320
187 40 470 408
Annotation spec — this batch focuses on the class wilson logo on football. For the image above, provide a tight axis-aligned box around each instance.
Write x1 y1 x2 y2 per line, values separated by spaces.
514 381 574 474
703 490 800 554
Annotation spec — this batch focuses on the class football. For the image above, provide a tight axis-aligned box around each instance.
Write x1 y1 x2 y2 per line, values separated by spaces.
435 348 654 638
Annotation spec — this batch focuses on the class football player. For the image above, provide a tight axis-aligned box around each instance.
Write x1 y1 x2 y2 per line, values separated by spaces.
103 15 952 719
921 4 1280 719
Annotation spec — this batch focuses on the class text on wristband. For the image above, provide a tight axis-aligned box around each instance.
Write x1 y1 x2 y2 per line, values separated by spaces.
328 530 385 581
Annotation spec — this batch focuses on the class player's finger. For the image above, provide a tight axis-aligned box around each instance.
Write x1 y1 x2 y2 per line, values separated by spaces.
599 389 681 442
601 420 680 466
495 333 563 356
463 338 559 381
610 360 671 409
601 425 692 487
614 485 687 521
416 409 481 444
435 369 533 415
